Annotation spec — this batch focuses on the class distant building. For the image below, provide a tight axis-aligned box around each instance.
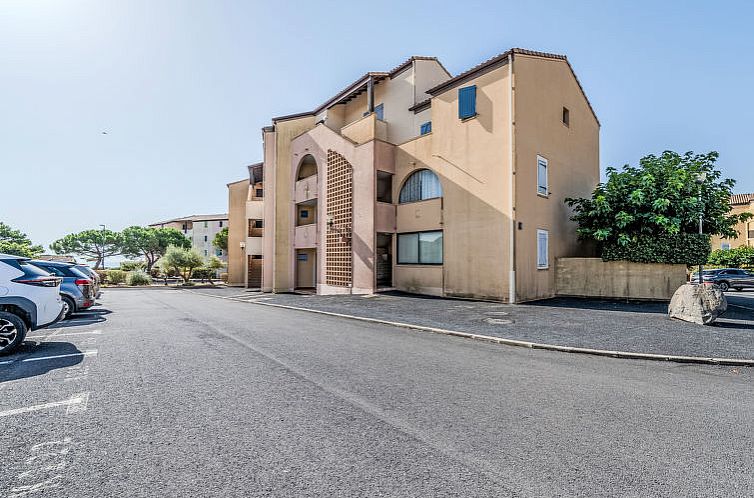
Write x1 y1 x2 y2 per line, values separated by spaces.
37 254 77 263
227 163 264 287
711 193 754 250
149 214 228 261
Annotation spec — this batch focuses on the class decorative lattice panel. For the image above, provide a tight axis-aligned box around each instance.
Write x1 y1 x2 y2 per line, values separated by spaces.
326 150 353 287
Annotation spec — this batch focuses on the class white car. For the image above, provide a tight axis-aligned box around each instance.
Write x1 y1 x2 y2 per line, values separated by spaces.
0 253 64 355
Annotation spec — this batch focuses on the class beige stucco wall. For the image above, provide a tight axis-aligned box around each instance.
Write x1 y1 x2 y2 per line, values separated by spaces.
262 129 276 291
395 64 513 300
270 116 316 292
711 203 753 250
512 54 600 302
227 179 249 286
556 258 687 300
288 124 378 294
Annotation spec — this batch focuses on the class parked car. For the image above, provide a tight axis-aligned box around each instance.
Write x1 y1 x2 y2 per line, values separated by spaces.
0 253 64 354
73 264 101 299
29 260 95 319
690 268 754 292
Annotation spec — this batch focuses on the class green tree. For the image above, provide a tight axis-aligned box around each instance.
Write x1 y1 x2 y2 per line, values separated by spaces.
709 246 754 268
121 226 191 272
160 245 204 284
566 151 753 265
50 229 122 269
213 227 228 252
204 255 225 286
0 222 43 258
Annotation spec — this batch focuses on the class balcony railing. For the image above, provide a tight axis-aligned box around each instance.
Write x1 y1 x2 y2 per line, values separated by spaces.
295 175 318 203
294 224 317 248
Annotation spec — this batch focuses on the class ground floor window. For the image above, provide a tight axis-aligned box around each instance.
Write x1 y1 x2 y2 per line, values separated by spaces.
397 230 443 264
537 229 549 269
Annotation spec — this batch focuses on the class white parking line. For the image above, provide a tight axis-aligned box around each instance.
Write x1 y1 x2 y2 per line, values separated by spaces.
38 330 103 339
22 351 98 363
0 350 98 366
0 392 90 417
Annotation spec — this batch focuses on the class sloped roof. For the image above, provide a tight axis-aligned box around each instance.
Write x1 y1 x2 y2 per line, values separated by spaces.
149 213 228 226
730 193 754 205
272 56 446 122
426 48 600 126
248 162 264 184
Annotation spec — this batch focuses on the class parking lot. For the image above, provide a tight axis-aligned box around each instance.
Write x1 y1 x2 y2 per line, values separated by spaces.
1 289 753 497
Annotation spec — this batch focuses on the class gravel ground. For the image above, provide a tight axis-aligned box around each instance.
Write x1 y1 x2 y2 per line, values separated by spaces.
196 287 754 360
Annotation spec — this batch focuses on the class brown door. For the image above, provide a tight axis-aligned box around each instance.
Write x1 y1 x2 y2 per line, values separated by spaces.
247 256 263 288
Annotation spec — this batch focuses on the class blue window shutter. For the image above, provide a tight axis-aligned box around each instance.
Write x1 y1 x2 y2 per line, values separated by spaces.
420 121 432 135
458 85 477 119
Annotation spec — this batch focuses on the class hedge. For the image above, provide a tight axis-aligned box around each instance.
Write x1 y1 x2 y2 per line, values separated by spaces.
601 233 710 266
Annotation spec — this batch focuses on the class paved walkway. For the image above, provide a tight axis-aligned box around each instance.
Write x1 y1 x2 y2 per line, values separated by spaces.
194 287 754 361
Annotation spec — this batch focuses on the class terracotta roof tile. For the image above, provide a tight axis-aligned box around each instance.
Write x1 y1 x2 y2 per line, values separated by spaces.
730 193 754 205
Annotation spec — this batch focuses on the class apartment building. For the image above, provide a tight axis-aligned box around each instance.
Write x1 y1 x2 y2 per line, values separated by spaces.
149 214 228 261
259 48 600 302
226 163 264 286
712 193 754 250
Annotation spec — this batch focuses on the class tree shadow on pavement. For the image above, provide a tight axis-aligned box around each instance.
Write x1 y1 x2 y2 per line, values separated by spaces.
0 341 84 383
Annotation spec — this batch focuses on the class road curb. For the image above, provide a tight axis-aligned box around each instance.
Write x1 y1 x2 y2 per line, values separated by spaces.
188 290 754 367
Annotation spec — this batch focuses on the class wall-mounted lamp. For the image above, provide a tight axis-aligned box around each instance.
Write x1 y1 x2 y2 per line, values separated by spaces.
239 242 246 249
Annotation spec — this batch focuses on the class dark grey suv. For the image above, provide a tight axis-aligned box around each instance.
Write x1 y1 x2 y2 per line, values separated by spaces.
691 268 754 292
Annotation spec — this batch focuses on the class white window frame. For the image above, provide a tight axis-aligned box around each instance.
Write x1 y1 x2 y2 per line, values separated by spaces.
537 229 549 269
537 155 548 197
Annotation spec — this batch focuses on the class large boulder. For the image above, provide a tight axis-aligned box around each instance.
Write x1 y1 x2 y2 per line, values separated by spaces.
668 283 727 325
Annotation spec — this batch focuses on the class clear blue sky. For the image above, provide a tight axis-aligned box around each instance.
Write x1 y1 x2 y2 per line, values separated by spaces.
2 0 752 249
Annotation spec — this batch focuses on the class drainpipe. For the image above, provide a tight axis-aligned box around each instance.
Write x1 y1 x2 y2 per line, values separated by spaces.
367 75 375 114
508 53 517 304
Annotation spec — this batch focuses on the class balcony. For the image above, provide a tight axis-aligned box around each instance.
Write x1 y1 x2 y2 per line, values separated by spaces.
295 175 318 203
340 113 387 145
375 202 396 233
294 224 318 248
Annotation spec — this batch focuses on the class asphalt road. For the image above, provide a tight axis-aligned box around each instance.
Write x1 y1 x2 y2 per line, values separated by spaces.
1 289 752 497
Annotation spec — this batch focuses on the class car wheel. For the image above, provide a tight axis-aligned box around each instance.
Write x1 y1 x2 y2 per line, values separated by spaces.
61 296 75 319
719 281 730 292
0 311 28 355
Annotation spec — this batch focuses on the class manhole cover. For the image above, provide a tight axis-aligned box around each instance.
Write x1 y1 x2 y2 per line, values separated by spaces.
484 317 513 325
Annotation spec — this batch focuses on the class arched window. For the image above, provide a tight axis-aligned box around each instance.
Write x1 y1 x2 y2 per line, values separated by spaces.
398 169 442 203
297 154 317 180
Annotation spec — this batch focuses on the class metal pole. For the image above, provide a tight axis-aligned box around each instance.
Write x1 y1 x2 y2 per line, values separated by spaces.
99 224 106 270
698 189 703 284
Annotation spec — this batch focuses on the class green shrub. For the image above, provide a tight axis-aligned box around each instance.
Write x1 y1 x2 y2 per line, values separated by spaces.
126 270 152 286
708 245 754 268
119 260 145 271
601 233 710 266
192 267 212 280
95 269 109 283
107 270 126 285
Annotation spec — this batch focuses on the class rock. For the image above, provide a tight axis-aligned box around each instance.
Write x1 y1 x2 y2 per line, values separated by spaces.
668 283 727 325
